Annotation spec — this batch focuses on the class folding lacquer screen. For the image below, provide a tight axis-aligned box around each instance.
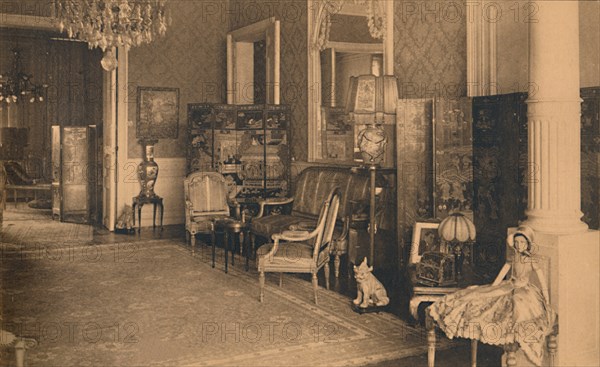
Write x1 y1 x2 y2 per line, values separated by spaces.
396 98 474 264
52 125 98 224
396 98 435 255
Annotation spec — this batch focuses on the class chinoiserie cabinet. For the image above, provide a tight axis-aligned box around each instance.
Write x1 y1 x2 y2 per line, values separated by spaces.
51 125 98 224
186 104 291 211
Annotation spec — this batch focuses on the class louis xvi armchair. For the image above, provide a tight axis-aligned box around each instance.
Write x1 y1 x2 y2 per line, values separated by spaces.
183 171 240 255
257 188 340 304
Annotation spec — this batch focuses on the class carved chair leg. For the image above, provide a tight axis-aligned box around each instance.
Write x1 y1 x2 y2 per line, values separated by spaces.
14 338 36 367
548 323 558 367
259 271 265 303
504 343 518 367
190 233 196 256
324 262 330 290
250 233 256 260
312 273 319 305
334 254 341 278
471 339 477 367
426 312 436 367
14 339 25 367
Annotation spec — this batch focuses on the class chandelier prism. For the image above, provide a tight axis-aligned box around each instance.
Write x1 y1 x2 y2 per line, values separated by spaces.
0 48 47 104
54 0 170 71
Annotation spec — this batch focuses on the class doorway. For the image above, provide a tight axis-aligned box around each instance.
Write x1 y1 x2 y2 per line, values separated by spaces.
0 29 104 225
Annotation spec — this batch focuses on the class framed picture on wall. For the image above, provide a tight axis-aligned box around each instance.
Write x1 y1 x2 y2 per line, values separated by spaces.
410 222 441 264
137 87 180 139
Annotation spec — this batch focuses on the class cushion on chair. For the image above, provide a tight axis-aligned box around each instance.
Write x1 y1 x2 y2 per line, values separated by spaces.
188 214 231 233
250 215 306 239
257 242 329 269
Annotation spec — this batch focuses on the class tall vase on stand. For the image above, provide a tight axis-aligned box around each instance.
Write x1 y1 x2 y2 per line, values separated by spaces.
137 140 159 198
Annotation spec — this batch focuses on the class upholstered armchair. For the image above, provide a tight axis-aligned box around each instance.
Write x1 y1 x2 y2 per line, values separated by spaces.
183 171 240 255
257 188 340 304
250 167 372 278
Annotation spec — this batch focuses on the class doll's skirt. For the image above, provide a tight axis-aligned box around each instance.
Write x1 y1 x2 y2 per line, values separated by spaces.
427 281 557 366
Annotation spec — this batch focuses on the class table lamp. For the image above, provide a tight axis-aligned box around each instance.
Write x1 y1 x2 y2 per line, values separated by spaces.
438 212 477 277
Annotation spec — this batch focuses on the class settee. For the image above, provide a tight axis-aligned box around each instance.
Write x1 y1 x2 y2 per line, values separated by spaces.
250 166 374 277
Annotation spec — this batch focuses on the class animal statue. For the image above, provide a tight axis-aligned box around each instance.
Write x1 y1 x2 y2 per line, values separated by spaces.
115 204 134 232
353 257 390 308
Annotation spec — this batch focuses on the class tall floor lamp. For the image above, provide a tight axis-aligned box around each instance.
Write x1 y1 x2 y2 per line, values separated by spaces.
346 73 399 265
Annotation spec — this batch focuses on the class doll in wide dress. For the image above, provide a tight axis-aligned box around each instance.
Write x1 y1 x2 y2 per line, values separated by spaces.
427 226 557 366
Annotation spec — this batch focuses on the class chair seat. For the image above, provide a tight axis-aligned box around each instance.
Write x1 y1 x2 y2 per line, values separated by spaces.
257 242 329 270
188 215 231 233
251 215 305 239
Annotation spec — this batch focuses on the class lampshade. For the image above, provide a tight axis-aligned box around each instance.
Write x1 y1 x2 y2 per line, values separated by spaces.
345 74 399 124
438 213 476 242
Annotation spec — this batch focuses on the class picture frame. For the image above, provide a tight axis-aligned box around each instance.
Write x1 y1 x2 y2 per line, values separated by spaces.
410 222 441 264
137 87 180 139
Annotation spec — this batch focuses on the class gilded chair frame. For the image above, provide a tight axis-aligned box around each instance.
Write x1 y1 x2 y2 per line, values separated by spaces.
183 171 239 254
257 188 340 304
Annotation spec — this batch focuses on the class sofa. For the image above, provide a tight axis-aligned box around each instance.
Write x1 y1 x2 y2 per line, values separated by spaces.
250 166 373 277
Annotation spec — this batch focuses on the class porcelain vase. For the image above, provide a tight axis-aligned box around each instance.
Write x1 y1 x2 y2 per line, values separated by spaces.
137 144 159 197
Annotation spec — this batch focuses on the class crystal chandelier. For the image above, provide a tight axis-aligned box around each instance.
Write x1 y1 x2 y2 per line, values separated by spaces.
54 0 170 71
0 48 47 104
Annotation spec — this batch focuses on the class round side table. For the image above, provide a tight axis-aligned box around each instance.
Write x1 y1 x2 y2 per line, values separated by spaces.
214 219 250 273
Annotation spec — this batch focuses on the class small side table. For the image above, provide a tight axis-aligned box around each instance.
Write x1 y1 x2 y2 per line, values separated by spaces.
214 218 250 273
132 195 164 232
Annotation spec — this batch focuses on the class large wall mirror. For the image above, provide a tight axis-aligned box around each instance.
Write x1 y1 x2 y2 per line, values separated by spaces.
227 17 280 105
307 1 394 162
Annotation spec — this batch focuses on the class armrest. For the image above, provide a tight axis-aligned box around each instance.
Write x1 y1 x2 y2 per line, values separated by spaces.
264 229 318 260
255 197 294 219
272 229 313 242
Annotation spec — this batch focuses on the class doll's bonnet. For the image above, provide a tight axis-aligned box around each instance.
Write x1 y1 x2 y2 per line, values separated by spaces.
507 225 535 250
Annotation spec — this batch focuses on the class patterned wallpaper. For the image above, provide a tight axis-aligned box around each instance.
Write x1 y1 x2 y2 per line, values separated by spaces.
230 0 308 162
329 14 379 44
393 0 467 99
0 0 53 16
128 0 229 159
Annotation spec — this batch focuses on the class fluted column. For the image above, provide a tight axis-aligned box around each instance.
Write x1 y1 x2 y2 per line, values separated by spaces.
524 0 588 234
517 2 600 366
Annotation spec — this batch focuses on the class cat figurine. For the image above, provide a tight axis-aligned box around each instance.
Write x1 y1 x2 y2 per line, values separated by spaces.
353 257 390 308
116 204 134 232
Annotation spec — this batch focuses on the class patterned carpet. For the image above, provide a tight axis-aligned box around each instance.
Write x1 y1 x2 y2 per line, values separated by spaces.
1 240 452 367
